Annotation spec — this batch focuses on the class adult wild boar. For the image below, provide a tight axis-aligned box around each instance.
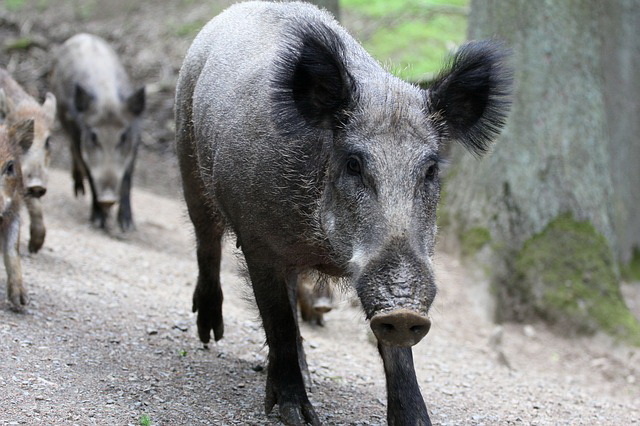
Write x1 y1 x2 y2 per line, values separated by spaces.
0 90 32 311
176 2 512 424
0 68 56 253
50 33 145 231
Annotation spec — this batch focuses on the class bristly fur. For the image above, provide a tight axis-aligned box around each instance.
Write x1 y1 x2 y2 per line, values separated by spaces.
427 40 513 156
270 18 357 137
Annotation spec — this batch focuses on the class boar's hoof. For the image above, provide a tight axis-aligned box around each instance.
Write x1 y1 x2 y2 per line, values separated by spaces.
8 292 28 313
265 379 321 426
370 309 431 347
28 236 45 254
74 181 85 197
118 210 135 232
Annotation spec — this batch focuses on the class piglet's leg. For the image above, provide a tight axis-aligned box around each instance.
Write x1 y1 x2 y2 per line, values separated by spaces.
3 217 27 311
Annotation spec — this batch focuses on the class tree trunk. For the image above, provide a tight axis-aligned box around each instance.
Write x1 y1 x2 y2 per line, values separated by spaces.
442 0 640 343
601 0 640 267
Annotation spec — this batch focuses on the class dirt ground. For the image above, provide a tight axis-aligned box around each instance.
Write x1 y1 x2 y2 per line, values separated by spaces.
1 1 639 425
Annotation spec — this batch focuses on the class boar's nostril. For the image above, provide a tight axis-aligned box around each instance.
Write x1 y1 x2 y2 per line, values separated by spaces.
381 323 395 332
411 323 430 335
370 309 431 347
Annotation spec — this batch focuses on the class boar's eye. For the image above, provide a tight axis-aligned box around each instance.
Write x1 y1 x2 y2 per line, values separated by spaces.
346 156 362 176
3 160 15 176
90 131 100 147
118 130 129 149
45 136 52 151
425 162 438 182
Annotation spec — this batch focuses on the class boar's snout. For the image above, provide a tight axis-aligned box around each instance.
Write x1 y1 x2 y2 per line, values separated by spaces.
371 309 431 347
98 200 116 211
97 188 118 211
27 185 46 198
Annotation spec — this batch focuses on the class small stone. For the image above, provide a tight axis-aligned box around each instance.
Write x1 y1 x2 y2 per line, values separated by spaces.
523 325 536 338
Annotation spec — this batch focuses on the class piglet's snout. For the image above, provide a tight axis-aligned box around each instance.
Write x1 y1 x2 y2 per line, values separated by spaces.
370 309 431 347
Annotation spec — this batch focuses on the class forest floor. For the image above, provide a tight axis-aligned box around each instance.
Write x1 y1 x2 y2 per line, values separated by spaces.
1 1 640 425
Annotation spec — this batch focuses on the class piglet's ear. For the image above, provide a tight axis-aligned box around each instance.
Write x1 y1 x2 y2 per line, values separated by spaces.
0 89 12 119
42 92 57 123
74 84 92 113
127 86 145 117
12 118 35 153
427 40 513 156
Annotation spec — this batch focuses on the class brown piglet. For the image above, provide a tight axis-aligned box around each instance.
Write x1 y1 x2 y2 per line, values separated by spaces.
0 68 56 253
0 90 33 311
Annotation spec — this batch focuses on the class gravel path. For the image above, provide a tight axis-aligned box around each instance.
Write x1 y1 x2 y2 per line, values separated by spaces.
0 168 638 425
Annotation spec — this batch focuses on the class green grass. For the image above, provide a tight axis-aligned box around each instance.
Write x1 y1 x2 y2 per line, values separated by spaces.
139 414 152 426
5 0 27 11
342 0 469 82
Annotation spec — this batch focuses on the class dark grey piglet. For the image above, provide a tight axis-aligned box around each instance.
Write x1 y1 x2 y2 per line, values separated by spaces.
175 2 512 424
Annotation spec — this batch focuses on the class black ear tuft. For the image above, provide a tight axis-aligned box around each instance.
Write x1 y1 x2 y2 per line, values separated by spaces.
74 84 93 113
127 86 145 116
272 21 355 135
427 40 513 156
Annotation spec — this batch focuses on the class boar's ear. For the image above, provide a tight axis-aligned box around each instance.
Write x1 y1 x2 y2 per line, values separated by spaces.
126 86 145 117
12 118 35 153
74 84 93 113
42 92 57 123
427 40 513 156
273 23 355 133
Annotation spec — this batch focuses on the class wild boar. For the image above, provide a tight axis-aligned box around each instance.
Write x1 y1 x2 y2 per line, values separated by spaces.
0 68 56 253
175 2 512 424
297 274 333 327
50 33 145 231
0 91 32 311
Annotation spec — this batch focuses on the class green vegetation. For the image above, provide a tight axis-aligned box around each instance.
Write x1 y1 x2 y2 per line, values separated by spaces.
460 227 491 258
342 0 469 82
621 247 640 282
4 0 26 11
514 214 640 345
139 415 152 426
179 349 187 357
5 37 35 51
173 19 207 38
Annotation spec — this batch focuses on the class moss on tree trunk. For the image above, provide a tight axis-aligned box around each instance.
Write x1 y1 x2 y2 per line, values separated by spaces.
511 214 640 345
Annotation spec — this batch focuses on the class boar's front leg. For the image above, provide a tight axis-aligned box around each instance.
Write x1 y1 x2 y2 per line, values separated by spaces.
71 154 85 197
87 176 108 229
24 197 45 253
117 159 135 232
378 344 431 426
245 255 320 426
3 217 27 311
